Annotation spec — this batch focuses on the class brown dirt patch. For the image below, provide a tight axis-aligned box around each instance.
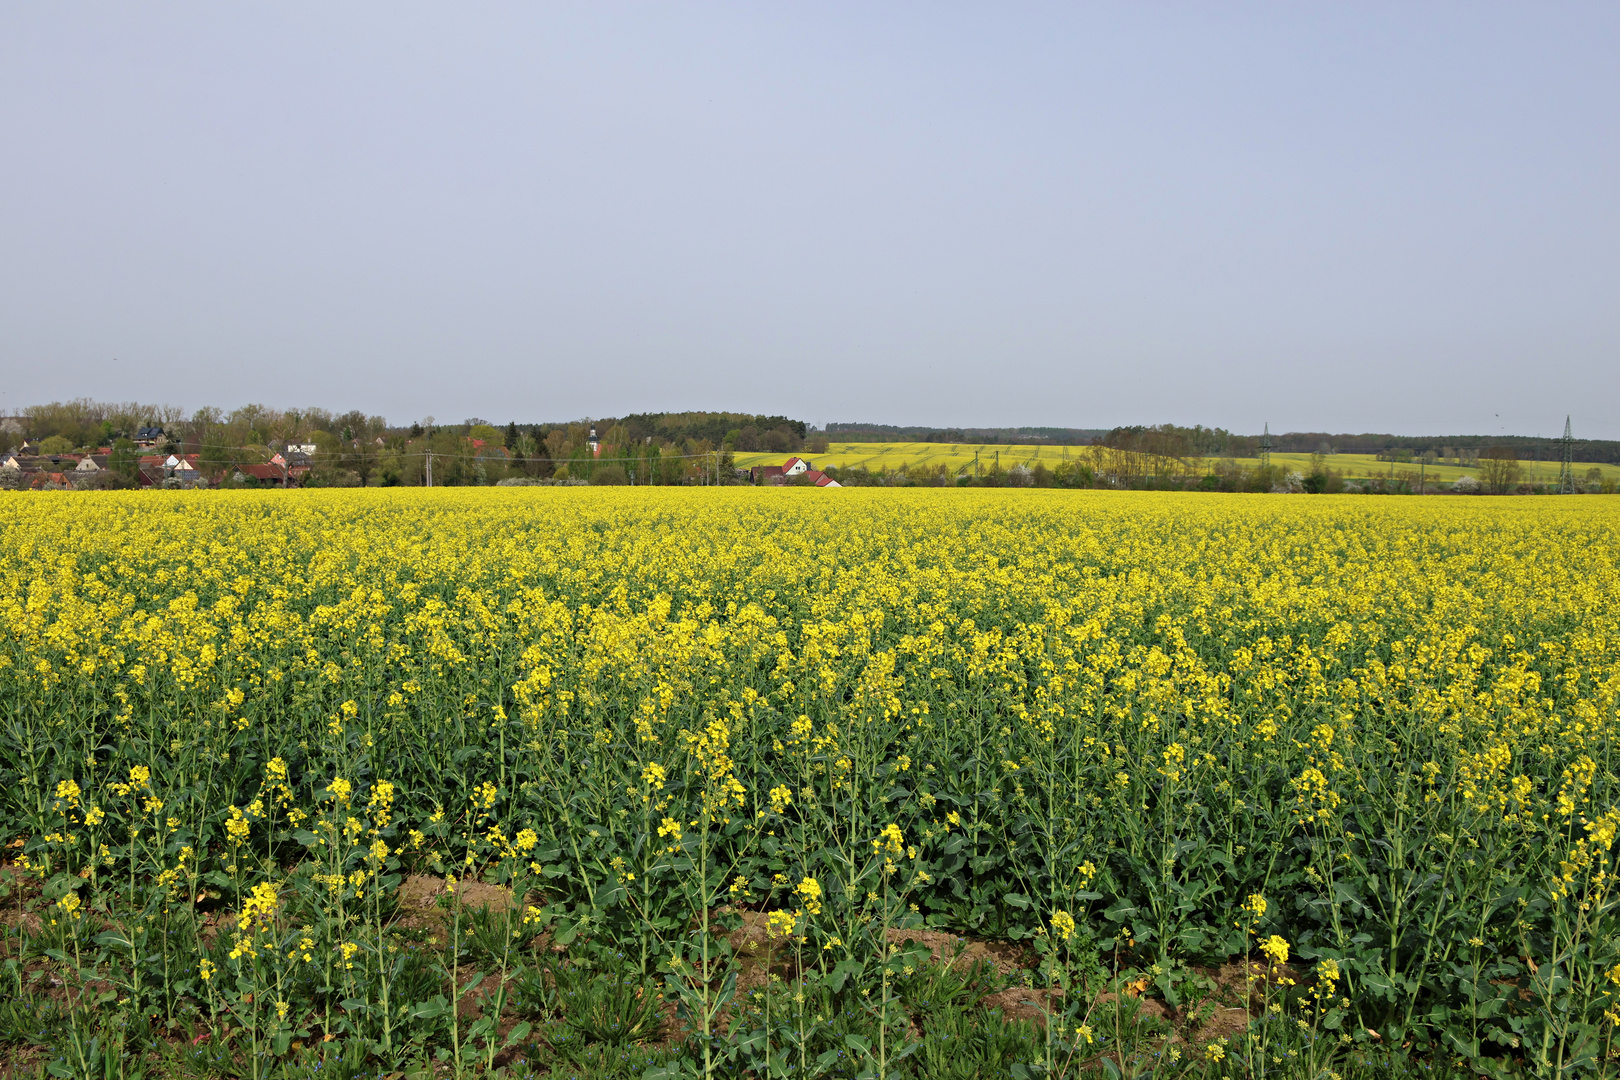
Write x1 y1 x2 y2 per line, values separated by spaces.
981 985 1066 1025
727 909 793 991
397 873 515 912
394 874 524 935
883 928 1032 980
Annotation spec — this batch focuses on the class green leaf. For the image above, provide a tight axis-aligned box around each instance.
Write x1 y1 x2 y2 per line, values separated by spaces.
1102 901 1138 923
827 957 863 993
410 996 449 1020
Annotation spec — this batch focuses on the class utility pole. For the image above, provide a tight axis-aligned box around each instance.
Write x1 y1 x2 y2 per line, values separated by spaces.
425 449 433 488
1559 416 1575 494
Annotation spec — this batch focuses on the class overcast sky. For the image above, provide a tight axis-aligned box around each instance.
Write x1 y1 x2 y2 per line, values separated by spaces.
3 4 1617 437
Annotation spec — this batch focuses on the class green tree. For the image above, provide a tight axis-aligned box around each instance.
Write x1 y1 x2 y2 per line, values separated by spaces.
109 438 140 484
353 442 380 486
198 436 236 480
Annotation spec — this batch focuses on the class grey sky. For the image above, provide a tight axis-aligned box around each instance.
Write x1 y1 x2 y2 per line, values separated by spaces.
3 4 1617 437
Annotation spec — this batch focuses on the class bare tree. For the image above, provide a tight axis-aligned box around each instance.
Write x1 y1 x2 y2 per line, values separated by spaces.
1479 446 1522 494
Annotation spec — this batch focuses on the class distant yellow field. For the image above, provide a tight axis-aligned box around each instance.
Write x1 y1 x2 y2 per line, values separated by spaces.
734 442 1620 482
734 441 1097 474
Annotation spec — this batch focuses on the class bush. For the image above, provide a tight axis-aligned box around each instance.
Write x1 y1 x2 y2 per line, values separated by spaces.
1272 471 1304 494
72 470 135 491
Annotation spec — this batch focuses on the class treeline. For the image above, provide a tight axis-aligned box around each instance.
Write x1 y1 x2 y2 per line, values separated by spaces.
1264 431 1620 464
2 399 388 457
1099 424 1256 457
1092 423 1620 466
823 422 1107 445
615 412 806 454
282 416 815 488
0 402 820 488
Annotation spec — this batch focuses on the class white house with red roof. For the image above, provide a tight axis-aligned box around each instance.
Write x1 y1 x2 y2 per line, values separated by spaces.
751 457 840 487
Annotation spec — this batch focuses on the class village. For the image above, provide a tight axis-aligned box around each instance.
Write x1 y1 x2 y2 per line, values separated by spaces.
0 426 314 490
0 421 841 490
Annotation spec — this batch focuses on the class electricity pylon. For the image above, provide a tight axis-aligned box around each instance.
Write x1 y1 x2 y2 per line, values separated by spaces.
1259 423 1273 473
1559 416 1575 494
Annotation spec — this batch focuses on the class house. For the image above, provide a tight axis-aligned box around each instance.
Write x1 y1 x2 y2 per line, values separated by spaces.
260 454 311 486
74 454 110 473
753 457 838 486
801 469 840 488
272 448 313 469
233 464 287 487
138 453 206 488
134 426 166 447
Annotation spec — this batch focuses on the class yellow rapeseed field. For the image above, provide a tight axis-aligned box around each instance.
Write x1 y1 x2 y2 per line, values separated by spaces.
1 488 1617 1077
